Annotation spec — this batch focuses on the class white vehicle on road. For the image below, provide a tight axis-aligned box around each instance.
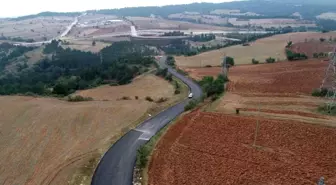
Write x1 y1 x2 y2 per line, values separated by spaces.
188 93 193 98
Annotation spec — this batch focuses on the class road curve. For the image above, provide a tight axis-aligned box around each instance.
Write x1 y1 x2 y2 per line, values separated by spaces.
91 56 203 185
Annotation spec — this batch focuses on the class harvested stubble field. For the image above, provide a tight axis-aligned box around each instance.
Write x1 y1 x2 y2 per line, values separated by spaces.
126 17 234 31
149 111 336 185
62 40 110 53
175 32 336 67
0 16 74 41
0 75 178 185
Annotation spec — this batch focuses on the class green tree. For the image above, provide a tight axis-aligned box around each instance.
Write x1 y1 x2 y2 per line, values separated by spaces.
224 56 235 67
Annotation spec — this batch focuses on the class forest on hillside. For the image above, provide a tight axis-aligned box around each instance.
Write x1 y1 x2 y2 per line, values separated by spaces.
0 41 156 96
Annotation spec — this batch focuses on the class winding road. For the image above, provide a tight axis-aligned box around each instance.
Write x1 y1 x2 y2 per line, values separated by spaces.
91 56 203 185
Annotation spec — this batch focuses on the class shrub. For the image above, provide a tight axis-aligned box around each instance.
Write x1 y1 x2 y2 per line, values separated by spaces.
135 96 139 100
166 56 176 66
320 38 326 42
121 96 131 100
174 81 180 89
67 95 93 102
265 57 276 63
174 89 181 94
145 96 154 102
165 73 173 82
286 41 293 48
313 53 319 58
211 95 219 101
312 88 329 97
177 69 188 76
252 58 259 64
136 145 150 169
199 74 227 98
318 104 336 115
224 56 235 66
184 99 199 111
109 82 119 86
205 65 212 68
156 97 168 103
155 68 168 77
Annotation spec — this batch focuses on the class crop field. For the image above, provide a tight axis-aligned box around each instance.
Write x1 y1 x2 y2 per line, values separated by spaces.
148 111 336 185
62 40 110 53
175 32 336 67
0 75 177 185
227 60 328 94
168 13 229 25
228 18 316 28
126 17 234 31
0 16 74 41
290 41 336 58
182 59 335 123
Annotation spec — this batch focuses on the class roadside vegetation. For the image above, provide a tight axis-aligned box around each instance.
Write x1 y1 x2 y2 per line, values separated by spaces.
67 95 93 102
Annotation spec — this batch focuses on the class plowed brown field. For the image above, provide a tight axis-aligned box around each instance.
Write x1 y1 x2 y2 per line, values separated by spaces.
149 111 336 185
290 41 335 58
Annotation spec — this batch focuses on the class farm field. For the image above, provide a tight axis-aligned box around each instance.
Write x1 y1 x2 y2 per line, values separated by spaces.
175 32 336 67
228 18 316 28
183 60 336 124
0 16 74 42
290 41 336 58
62 40 110 53
148 111 336 185
0 74 179 185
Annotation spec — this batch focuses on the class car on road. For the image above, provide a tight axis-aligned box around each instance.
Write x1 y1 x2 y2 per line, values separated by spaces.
188 93 193 98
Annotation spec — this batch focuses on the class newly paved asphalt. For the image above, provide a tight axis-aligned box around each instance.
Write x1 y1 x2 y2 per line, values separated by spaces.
91 56 203 185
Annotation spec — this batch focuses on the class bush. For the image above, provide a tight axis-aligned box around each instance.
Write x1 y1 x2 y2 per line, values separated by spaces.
165 73 173 82
135 96 139 100
136 145 150 169
109 82 119 86
211 95 219 101
67 95 93 102
121 96 131 100
286 50 308 61
318 104 336 115
205 65 212 68
286 41 293 48
177 69 188 76
313 53 319 58
199 74 228 97
252 58 259 64
174 89 181 94
155 68 168 77
312 88 329 97
224 56 235 66
145 96 154 102
184 99 199 111
156 97 168 103
265 57 276 63
166 56 176 66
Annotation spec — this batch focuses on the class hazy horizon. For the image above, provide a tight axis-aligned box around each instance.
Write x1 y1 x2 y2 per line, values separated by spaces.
0 0 239 18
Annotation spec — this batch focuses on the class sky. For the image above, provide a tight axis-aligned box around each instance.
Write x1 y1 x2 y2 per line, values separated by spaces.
0 0 237 18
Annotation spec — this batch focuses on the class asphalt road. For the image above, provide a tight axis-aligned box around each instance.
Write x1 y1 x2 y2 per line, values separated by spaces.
91 56 203 185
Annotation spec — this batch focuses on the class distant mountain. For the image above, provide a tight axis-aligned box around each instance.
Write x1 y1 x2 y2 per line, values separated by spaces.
90 0 336 19
255 0 336 5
